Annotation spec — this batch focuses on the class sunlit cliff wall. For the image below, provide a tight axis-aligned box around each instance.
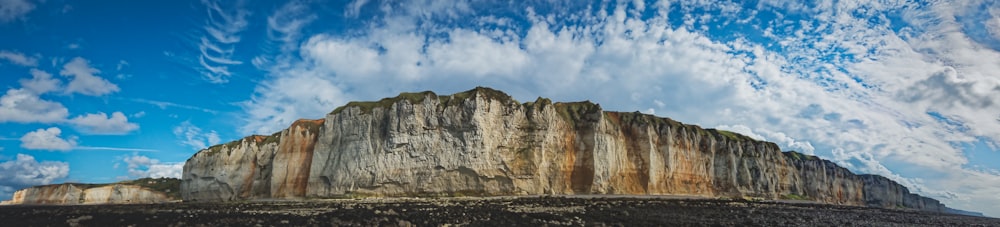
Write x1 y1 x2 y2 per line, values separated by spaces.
181 87 943 212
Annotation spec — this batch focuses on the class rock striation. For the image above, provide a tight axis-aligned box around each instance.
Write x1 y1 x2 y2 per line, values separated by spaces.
181 87 946 212
1 178 180 205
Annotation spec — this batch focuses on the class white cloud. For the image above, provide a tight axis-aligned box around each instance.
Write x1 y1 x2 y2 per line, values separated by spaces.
173 121 221 150
69 112 139 135
19 127 76 151
122 155 182 179
115 60 128 70
0 88 69 123
19 69 61 94
0 50 37 66
125 98 218 114
267 0 316 45
0 0 35 23
716 124 816 155
59 57 120 96
197 0 249 83
0 154 68 191
344 0 369 17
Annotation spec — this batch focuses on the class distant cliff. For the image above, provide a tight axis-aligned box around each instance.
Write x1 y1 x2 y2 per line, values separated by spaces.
1 177 180 205
181 87 947 212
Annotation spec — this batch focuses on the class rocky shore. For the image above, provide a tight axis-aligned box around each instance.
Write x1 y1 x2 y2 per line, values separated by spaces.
1 196 995 226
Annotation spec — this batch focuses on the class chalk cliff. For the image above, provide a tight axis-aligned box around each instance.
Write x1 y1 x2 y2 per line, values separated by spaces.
181 87 945 212
1 178 180 205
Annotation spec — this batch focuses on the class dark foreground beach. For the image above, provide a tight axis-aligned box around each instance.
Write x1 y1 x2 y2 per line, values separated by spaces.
1 196 995 226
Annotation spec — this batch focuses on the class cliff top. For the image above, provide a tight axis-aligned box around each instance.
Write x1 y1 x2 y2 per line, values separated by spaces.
783 151 820 161
324 86 765 145
330 86 517 115
24 177 181 199
200 87 773 157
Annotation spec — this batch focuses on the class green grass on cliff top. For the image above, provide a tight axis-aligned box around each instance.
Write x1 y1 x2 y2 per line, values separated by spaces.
330 87 517 115
783 150 819 161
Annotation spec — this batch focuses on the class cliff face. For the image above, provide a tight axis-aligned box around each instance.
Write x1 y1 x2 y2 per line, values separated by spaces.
181 87 945 212
181 120 321 201
1 178 178 205
860 174 943 212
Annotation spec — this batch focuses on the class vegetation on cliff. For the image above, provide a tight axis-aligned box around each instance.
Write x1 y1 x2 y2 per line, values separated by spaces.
783 151 819 161
200 131 282 157
330 87 519 115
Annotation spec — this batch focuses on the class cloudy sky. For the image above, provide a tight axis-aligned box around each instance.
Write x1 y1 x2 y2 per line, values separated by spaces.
1 0 999 216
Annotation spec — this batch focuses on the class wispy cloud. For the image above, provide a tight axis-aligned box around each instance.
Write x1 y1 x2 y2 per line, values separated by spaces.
59 57 120 96
0 0 35 23
267 0 316 46
251 0 316 71
173 121 221 150
344 0 369 18
0 50 38 66
124 98 218 114
197 0 249 83
76 146 158 152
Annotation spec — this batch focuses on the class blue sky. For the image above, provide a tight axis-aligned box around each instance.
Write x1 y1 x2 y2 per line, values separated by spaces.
2 0 1000 216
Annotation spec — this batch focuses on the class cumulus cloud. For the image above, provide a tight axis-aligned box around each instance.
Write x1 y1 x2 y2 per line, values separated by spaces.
19 127 77 151
122 155 183 178
60 57 120 96
173 121 221 150
0 0 34 23
0 50 37 66
0 89 69 123
197 0 249 83
0 154 68 187
69 112 139 135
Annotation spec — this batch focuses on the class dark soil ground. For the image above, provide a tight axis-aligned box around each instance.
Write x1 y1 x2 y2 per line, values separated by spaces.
1 196 996 226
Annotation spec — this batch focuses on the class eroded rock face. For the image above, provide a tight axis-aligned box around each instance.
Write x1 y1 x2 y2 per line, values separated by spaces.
1 184 173 205
181 120 322 201
181 87 946 212
860 174 944 212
